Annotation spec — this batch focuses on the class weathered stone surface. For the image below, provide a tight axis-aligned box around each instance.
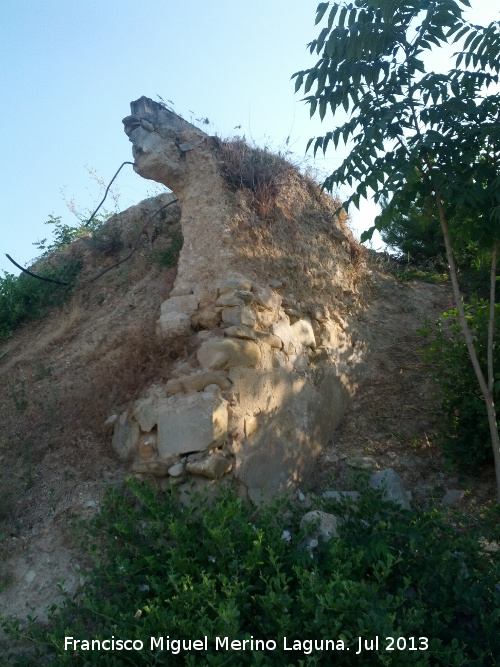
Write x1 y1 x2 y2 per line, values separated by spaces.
369 469 411 510
218 277 253 294
121 97 368 501
224 325 257 340
221 305 255 328
186 453 232 479
254 331 282 348
111 412 140 461
170 285 194 297
234 290 254 303
165 370 231 394
160 294 198 316
190 306 222 330
156 311 191 338
307 304 330 322
240 306 256 327
244 415 259 439
168 462 186 477
255 308 279 329
252 285 281 311
290 319 316 348
301 510 339 540
233 366 354 500
156 393 228 457
197 338 261 370
318 320 346 351
284 307 302 320
216 293 245 307
132 397 157 432
271 319 301 355
186 451 205 462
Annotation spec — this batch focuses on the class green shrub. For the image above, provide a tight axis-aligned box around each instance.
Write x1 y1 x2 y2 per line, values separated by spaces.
2 481 499 666
0 213 116 340
418 300 500 469
152 228 184 268
0 255 82 340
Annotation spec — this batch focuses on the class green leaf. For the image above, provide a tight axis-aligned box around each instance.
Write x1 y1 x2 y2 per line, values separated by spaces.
304 70 317 94
338 5 347 28
293 73 304 93
360 225 376 242
327 3 339 29
315 2 329 25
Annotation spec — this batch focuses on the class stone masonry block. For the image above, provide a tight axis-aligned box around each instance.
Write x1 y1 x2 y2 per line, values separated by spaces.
160 294 199 316
156 392 228 458
156 312 191 338
111 412 140 461
197 338 261 370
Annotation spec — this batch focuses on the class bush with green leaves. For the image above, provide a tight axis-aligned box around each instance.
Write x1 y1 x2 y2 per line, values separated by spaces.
0 213 115 340
293 0 500 502
2 480 499 666
33 214 106 256
0 256 82 340
152 228 184 268
419 300 500 469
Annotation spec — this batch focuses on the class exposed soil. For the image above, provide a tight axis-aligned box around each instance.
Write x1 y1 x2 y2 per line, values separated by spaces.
0 250 496 624
310 262 496 509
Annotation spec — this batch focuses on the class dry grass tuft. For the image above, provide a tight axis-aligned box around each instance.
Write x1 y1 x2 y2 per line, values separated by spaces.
348 238 368 273
54 320 195 442
214 138 300 221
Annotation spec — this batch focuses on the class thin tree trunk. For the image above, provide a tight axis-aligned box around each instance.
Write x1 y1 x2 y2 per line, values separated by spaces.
435 195 500 504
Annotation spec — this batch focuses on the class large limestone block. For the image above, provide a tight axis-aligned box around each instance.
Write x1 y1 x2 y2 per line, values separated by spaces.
301 510 339 541
156 392 228 458
156 311 191 338
132 397 157 432
221 305 256 328
160 294 199 316
111 412 140 461
197 338 261 370
271 319 301 355
185 453 232 479
290 319 316 349
252 285 282 311
369 469 411 510
227 367 307 416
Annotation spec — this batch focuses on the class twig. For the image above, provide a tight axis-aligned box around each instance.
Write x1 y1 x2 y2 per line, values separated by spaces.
84 161 135 227
5 198 180 289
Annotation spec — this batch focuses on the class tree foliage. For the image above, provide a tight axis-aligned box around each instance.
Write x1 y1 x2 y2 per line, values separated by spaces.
294 0 500 239
294 0 500 500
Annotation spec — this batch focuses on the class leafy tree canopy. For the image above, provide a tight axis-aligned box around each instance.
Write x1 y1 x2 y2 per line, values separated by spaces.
294 0 500 501
293 0 500 249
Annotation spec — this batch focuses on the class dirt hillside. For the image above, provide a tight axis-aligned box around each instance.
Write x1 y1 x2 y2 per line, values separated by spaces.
0 188 496 623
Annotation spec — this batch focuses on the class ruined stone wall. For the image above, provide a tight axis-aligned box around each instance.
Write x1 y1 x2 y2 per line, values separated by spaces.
111 97 369 501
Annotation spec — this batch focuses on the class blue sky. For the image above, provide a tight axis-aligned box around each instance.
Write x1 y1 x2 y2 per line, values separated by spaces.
1 0 498 276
